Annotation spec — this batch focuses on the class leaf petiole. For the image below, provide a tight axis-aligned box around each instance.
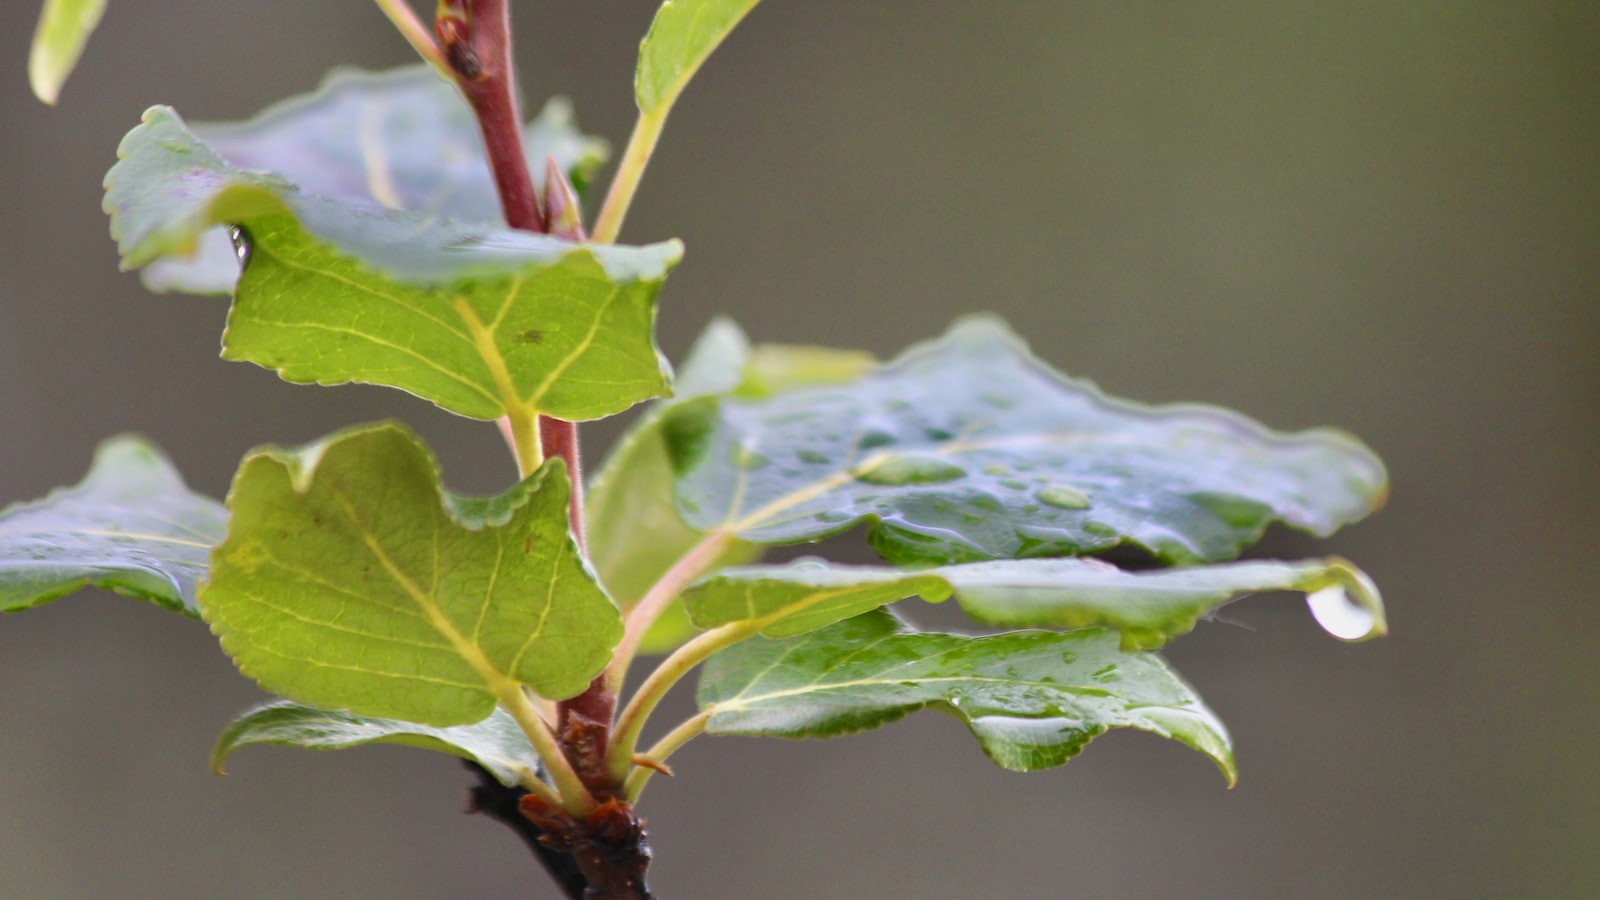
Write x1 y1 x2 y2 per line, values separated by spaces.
591 107 667 245
606 622 756 785
496 684 597 815
624 710 711 802
606 530 738 694
371 0 452 81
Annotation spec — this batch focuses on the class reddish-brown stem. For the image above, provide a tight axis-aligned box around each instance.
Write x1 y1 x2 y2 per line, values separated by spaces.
439 10 638 890
441 3 586 548
439 0 544 233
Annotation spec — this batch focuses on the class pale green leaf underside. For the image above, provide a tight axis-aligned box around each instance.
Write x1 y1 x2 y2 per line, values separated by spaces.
105 106 679 422
698 610 1235 781
28 0 106 104
203 423 622 727
636 0 763 114
148 66 609 296
587 316 875 653
0 436 224 617
212 699 539 789
666 315 1388 567
686 556 1385 649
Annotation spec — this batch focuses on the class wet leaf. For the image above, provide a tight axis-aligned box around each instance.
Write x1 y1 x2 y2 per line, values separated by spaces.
212 700 539 789
698 610 1234 781
148 67 608 295
636 0 763 114
683 560 951 639
687 556 1385 649
105 105 678 422
587 317 873 652
28 0 106 104
664 316 1387 566
587 318 759 648
0 436 224 617
203 423 622 726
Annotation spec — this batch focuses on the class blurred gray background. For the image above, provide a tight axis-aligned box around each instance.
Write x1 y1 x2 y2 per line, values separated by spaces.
2 2 1595 897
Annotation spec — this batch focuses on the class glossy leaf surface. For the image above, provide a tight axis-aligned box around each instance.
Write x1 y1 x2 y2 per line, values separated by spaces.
203 424 622 726
698 610 1234 780
684 560 951 639
636 0 763 114
149 67 607 295
587 317 873 651
688 556 1385 649
28 0 106 104
106 106 678 421
666 316 1387 566
212 699 539 788
0 436 224 617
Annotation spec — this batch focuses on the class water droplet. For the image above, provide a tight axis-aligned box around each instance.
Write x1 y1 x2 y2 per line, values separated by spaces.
798 449 829 464
1090 664 1120 684
1307 586 1379 641
229 226 251 266
1060 651 1077 665
1037 485 1091 509
1082 520 1117 538
924 427 955 442
858 454 966 486
1000 479 1028 491
858 429 896 451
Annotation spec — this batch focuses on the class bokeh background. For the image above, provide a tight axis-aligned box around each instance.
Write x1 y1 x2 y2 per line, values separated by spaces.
2 2 1595 897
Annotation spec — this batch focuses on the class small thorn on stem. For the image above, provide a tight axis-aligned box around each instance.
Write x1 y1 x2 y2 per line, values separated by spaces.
630 755 674 777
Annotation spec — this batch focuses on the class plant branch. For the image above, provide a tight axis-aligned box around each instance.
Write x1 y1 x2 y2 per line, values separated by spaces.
592 107 668 245
463 761 590 900
373 0 452 79
439 0 543 233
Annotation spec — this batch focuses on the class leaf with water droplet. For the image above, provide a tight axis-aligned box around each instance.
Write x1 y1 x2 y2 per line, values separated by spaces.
202 423 622 725
686 555 1384 649
0 435 224 617
663 316 1388 566
586 318 875 653
683 559 952 638
697 609 1234 781
105 103 677 422
143 67 609 296
211 699 539 789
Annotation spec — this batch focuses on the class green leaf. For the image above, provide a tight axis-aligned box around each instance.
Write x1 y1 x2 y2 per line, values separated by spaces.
684 560 951 639
203 423 622 726
28 0 107 104
664 315 1388 566
587 319 759 634
105 105 679 422
697 610 1235 781
200 67 607 223
587 317 875 652
636 0 763 115
212 700 539 789
0 436 224 617
146 67 608 296
686 556 1385 649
